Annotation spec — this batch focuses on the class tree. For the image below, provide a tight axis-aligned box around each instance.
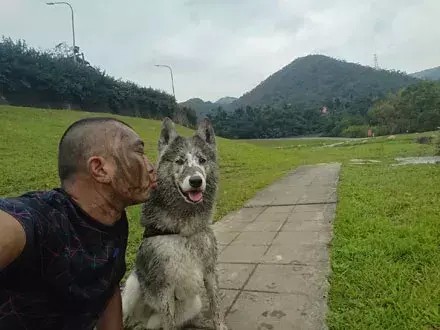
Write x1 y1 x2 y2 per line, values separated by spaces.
0 36 194 126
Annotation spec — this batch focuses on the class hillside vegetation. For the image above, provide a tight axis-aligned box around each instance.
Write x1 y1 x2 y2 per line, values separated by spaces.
0 37 196 126
179 98 218 118
208 57 440 139
368 81 440 135
232 55 418 109
410 66 440 80
179 96 237 118
206 55 438 139
208 80 440 139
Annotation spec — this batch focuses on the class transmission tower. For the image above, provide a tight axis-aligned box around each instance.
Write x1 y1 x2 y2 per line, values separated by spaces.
373 53 379 69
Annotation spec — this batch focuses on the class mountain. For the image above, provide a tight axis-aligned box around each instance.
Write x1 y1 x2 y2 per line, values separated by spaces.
179 98 217 118
230 54 419 110
410 66 440 81
215 96 237 105
180 96 237 118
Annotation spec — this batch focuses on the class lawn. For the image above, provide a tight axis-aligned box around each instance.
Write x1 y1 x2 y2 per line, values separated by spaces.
249 135 440 329
327 164 440 329
1 105 439 329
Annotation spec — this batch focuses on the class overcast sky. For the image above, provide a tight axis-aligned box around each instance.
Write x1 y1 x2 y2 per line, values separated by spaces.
1 0 439 102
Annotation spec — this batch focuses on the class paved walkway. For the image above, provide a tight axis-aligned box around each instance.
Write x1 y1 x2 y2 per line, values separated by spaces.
209 163 341 330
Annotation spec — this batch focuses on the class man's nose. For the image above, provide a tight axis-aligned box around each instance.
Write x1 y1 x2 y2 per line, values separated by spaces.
146 161 157 188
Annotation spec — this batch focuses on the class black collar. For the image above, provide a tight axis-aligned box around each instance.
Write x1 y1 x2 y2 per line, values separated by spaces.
143 227 177 238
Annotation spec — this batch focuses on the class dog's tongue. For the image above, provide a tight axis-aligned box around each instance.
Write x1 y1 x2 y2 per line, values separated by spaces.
188 191 203 202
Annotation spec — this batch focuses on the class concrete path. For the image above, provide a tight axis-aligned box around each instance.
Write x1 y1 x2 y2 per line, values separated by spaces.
210 163 341 330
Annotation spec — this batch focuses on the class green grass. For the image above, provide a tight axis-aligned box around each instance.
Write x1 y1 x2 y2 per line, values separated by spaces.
248 135 440 329
244 137 350 149
1 105 439 329
327 164 440 329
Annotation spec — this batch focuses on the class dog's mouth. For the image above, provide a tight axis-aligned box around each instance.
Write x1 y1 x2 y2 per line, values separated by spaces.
177 185 204 204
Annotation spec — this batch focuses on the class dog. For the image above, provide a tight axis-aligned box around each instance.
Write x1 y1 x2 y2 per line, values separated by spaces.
122 118 228 330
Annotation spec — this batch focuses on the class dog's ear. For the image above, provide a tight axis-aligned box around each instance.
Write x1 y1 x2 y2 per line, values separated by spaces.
196 118 216 146
158 117 177 154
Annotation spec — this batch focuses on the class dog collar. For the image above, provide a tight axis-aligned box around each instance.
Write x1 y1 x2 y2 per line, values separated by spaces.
143 227 177 238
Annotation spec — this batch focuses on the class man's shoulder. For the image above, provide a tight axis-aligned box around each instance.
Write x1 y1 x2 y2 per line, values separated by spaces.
0 188 71 228
1 188 67 211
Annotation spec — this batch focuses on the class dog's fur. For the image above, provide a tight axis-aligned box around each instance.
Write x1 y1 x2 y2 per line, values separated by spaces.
122 118 227 330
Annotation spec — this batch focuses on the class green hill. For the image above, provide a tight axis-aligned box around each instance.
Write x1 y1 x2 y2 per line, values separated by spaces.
208 55 428 139
232 54 419 109
179 98 217 118
410 66 440 81
215 96 237 105
179 96 237 118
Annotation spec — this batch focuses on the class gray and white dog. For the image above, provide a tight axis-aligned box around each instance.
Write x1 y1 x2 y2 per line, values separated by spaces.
122 118 227 330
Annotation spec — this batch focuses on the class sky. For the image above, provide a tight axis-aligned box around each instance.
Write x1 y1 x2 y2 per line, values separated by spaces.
1 0 439 102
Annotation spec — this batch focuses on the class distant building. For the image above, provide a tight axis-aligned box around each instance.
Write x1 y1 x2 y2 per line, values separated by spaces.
320 106 329 115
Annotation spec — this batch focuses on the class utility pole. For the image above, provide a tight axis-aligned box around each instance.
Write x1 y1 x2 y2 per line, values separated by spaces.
46 2 77 63
155 64 175 100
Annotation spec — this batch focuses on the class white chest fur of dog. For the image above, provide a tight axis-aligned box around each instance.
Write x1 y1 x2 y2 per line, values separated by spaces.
122 231 214 329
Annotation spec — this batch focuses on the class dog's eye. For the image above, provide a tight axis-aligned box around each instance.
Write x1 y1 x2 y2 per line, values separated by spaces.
175 159 185 165
198 157 207 164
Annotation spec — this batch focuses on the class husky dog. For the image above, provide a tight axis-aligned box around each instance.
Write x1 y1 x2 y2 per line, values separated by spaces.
122 118 227 330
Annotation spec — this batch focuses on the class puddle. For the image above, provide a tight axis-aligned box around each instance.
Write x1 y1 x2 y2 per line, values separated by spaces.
393 156 440 166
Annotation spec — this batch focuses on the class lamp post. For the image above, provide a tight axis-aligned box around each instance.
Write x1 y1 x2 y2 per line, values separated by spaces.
155 64 175 100
46 2 77 63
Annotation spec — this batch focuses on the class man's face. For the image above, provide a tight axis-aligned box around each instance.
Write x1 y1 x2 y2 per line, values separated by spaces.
109 125 157 206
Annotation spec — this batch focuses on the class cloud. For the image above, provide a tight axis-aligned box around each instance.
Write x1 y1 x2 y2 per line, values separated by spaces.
0 0 439 102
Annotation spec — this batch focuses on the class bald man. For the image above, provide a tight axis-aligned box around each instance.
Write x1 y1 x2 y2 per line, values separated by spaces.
0 117 157 330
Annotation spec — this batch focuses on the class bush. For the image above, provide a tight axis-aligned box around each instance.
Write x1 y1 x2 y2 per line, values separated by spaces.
414 136 433 144
373 125 391 136
341 125 369 138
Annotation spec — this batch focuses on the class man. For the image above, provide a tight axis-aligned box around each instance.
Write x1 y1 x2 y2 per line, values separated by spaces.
0 117 157 329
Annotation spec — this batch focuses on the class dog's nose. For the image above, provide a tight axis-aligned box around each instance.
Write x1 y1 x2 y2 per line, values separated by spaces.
189 175 203 188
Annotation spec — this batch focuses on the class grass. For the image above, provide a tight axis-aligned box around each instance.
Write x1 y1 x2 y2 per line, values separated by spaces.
243 137 349 149
249 135 440 329
327 164 440 329
1 105 439 329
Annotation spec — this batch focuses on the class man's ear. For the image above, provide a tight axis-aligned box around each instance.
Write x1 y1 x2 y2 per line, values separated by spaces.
88 156 112 183
158 117 177 155
196 118 216 146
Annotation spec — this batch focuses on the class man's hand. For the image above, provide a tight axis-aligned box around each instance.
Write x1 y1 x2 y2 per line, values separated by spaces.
0 210 26 270
96 286 123 330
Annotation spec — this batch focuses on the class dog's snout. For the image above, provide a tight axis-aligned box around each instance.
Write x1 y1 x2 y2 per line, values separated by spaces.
189 175 203 188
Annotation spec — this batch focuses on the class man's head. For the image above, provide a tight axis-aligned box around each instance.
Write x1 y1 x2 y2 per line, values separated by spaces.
58 117 157 207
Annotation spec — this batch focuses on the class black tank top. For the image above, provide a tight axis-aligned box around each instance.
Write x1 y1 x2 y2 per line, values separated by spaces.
0 188 128 330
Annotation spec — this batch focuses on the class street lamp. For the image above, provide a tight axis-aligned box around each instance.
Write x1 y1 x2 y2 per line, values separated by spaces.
155 64 175 100
46 2 77 63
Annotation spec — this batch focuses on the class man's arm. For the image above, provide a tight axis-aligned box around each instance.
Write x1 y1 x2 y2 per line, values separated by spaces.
0 210 26 269
96 286 123 330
